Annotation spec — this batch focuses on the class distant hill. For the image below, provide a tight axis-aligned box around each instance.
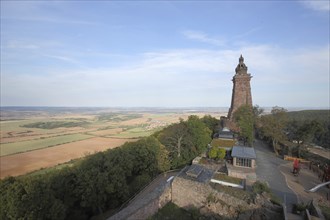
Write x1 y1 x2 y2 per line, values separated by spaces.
287 110 330 122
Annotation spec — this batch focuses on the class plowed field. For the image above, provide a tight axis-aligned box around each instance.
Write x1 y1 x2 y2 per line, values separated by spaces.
0 137 136 178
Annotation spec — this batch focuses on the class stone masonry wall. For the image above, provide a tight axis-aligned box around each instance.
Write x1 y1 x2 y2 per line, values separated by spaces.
126 184 171 220
172 176 282 219
109 182 171 220
172 176 252 218
228 74 252 120
109 167 282 220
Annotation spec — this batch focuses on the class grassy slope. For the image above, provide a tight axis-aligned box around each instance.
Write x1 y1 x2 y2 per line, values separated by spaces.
210 138 236 148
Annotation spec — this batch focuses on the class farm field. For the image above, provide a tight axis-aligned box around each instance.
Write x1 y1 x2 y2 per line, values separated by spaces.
0 137 136 178
110 127 155 138
0 128 92 144
0 107 226 178
0 133 92 156
87 128 123 137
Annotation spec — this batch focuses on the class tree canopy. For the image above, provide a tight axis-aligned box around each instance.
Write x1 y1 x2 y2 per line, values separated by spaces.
0 115 215 219
259 106 288 155
156 116 211 168
257 108 329 156
233 105 255 146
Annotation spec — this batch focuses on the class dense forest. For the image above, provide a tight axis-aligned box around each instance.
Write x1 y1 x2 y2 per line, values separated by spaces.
0 115 218 220
230 106 329 156
286 110 330 150
286 110 329 122
257 108 330 157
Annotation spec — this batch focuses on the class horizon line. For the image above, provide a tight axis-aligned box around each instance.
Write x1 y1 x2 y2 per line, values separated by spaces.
1 106 329 109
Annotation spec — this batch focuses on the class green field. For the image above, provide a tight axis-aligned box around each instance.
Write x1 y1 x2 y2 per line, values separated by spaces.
0 120 36 132
109 127 155 138
22 121 90 129
0 133 92 156
0 119 68 135
97 113 142 122
1 110 222 156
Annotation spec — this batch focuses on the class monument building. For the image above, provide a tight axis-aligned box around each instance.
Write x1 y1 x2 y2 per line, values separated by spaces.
227 55 253 120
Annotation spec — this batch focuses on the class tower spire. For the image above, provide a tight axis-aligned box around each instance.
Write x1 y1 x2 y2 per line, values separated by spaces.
235 54 248 74
239 54 244 64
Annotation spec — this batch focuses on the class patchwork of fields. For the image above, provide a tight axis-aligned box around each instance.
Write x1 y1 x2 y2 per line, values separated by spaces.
0 109 225 178
1 133 92 156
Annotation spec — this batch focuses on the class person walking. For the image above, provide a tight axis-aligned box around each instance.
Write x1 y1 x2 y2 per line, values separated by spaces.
293 158 300 176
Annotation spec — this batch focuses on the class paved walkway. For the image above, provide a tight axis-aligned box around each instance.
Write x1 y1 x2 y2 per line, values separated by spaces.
254 139 298 213
280 162 330 205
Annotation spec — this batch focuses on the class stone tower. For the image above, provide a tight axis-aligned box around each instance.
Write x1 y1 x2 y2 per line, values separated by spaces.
228 55 253 120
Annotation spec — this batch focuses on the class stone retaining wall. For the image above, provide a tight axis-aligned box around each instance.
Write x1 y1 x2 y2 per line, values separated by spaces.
172 175 283 219
126 184 171 220
172 176 249 206
226 163 257 183
109 182 171 220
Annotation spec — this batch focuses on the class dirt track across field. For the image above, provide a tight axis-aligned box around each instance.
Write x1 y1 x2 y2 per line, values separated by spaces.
0 137 136 178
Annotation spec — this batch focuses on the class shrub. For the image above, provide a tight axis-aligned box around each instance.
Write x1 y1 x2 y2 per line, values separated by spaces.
207 193 217 203
252 181 271 194
217 148 226 159
252 181 282 206
270 194 282 206
208 147 226 160
292 202 307 214
208 147 218 159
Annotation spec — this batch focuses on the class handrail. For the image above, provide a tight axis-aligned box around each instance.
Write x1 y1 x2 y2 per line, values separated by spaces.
282 194 287 220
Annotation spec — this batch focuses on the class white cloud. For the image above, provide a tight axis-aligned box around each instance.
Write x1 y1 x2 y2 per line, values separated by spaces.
182 30 226 46
234 27 262 39
1 44 329 107
42 54 79 64
301 0 330 12
5 40 62 50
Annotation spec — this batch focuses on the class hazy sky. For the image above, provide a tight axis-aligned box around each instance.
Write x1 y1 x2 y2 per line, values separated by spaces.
1 1 329 108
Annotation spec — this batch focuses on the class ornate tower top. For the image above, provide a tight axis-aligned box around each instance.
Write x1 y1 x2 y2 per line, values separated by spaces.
235 54 248 75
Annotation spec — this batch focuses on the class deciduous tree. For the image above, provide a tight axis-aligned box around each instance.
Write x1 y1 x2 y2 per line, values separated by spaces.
260 106 288 155
233 105 254 146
